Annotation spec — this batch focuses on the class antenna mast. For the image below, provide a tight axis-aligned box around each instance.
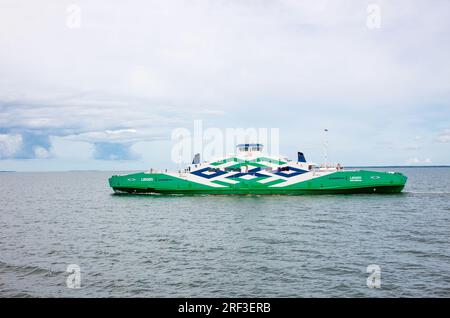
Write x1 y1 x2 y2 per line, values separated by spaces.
323 129 329 165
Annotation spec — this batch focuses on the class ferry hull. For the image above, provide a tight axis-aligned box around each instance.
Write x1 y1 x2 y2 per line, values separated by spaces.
109 170 407 195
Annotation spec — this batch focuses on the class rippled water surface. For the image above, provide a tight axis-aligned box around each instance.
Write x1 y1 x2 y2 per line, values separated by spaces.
0 168 449 297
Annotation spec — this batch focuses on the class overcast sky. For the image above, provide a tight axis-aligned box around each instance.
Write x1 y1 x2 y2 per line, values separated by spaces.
0 0 449 171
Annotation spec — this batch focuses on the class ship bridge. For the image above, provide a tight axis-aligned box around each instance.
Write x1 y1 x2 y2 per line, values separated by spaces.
236 143 264 153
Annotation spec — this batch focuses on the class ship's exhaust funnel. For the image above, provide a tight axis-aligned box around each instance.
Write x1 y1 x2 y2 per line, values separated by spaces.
192 153 200 164
298 152 306 163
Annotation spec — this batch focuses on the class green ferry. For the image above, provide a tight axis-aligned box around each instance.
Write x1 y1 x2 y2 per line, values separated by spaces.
109 144 407 195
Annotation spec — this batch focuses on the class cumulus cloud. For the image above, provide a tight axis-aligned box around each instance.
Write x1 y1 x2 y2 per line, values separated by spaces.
0 134 23 158
34 146 51 159
0 131 51 159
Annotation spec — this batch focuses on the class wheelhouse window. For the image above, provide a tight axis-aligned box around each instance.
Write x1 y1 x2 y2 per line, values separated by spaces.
237 144 264 152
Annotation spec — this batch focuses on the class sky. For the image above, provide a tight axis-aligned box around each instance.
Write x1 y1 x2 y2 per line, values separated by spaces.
0 0 449 171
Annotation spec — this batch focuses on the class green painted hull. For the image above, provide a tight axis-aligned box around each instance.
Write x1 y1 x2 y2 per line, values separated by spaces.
109 170 407 195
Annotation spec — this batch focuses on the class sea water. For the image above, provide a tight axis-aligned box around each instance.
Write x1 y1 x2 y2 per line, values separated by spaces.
0 168 449 297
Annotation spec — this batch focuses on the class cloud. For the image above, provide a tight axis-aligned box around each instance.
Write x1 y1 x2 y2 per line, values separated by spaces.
0 96 191 133
405 157 432 165
93 142 139 160
34 146 51 159
436 129 450 143
0 95 219 159
2 0 449 107
0 131 51 159
64 128 164 143
50 136 94 159
0 1 449 166
0 134 23 158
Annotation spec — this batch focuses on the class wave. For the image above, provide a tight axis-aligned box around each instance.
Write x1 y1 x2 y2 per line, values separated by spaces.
0 260 64 277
